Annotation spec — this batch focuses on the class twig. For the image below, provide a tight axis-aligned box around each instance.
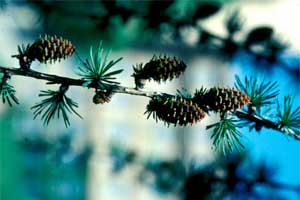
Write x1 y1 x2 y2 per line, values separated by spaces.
235 109 300 140
0 66 161 97
0 65 298 140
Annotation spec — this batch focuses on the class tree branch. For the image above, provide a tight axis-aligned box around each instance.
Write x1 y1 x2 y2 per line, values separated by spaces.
235 109 300 140
0 65 298 140
0 66 162 97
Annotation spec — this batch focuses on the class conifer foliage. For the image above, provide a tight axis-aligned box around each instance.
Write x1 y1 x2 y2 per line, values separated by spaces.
31 85 82 127
0 73 19 106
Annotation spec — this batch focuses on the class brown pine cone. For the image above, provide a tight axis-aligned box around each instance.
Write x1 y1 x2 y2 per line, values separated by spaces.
132 55 187 88
146 95 206 126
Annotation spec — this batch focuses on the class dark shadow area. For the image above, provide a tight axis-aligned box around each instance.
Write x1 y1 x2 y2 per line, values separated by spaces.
109 144 300 200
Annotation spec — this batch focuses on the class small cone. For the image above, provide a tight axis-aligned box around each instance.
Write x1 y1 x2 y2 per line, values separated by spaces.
132 55 187 88
93 90 113 104
27 35 75 64
203 87 250 113
146 95 206 126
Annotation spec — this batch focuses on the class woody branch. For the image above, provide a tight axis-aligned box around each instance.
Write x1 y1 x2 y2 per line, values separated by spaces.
1 65 297 140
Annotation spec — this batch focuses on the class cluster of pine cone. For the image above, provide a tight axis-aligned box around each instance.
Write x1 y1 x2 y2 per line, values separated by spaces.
13 35 251 127
147 87 250 126
130 55 250 126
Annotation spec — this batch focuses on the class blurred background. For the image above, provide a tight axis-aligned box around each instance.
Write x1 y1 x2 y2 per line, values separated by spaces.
0 0 299 200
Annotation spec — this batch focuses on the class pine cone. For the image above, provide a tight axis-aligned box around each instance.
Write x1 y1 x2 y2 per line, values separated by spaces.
93 90 113 104
27 35 75 64
202 87 250 113
146 95 206 126
132 55 187 88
